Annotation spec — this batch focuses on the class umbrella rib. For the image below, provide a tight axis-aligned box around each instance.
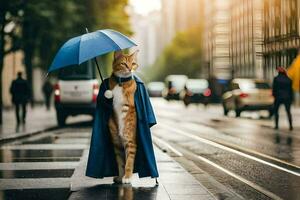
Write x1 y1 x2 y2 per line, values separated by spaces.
99 31 122 50
78 35 83 64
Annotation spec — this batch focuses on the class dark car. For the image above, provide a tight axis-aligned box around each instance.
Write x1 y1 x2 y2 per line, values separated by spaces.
163 75 188 101
180 79 212 106
147 82 165 97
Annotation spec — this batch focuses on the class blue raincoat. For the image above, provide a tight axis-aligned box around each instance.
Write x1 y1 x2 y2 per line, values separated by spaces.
85 75 159 179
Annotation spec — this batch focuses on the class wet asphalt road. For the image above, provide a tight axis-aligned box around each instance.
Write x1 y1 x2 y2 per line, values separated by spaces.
0 98 299 200
151 98 300 200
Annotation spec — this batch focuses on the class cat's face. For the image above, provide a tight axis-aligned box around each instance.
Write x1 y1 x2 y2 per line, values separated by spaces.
112 51 139 77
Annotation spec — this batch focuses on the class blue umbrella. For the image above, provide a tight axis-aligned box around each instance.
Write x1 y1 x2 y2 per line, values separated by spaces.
48 29 137 82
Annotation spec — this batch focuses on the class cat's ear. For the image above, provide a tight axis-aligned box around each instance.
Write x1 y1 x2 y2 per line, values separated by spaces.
130 50 139 61
130 50 139 71
114 51 123 60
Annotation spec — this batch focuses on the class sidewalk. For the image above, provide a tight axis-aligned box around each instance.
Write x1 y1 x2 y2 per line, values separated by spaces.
0 106 57 142
69 147 216 200
0 105 93 143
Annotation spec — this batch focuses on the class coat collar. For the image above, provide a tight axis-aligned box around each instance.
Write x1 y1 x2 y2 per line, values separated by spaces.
112 74 133 85
105 75 144 85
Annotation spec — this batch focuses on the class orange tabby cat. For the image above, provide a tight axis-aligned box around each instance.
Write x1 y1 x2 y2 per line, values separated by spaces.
108 50 139 184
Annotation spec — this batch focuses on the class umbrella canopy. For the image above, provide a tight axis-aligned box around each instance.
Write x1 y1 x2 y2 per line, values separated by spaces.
287 54 300 91
48 29 137 72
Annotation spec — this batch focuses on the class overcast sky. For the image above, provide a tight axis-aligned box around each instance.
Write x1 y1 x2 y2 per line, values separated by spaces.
129 0 161 15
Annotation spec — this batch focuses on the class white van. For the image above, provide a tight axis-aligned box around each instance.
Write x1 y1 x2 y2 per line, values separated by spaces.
54 61 99 126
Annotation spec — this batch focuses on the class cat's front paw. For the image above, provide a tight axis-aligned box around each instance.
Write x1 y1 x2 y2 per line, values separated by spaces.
113 176 122 184
122 176 132 184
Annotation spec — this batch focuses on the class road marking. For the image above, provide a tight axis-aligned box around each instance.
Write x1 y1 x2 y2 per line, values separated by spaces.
0 178 71 190
0 162 79 170
154 134 282 200
196 155 283 200
1 144 88 150
9 157 81 160
152 136 183 157
159 123 300 177
179 121 300 170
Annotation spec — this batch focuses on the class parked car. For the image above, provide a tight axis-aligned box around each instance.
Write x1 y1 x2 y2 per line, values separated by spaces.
222 79 274 117
54 61 99 126
162 75 188 101
180 79 212 106
147 82 165 97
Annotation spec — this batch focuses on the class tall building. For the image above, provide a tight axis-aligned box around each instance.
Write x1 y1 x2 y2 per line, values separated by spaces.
161 0 176 46
161 0 202 47
203 0 300 85
230 0 264 79
129 8 162 67
129 0 203 67
263 0 300 81
203 0 231 80
174 0 202 32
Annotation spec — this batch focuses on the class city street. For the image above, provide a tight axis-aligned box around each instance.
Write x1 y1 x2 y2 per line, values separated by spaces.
2 0 300 199
151 98 300 200
0 98 299 199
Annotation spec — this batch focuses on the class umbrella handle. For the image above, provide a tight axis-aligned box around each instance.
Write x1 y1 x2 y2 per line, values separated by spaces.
94 58 104 83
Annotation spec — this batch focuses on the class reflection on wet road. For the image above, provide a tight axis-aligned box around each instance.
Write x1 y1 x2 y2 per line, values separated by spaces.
0 188 70 200
70 184 159 200
0 128 90 200
0 149 82 162
153 98 300 167
151 98 300 200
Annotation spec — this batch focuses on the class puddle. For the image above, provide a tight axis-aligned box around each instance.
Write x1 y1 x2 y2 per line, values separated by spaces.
11 158 80 162
55 138 89 144
59 132 91 138
21 136 56 144
0 149 83 162
0 188 70 200
0 130 87 199
70 184 159 200
211 118 222 123
0 169 74 178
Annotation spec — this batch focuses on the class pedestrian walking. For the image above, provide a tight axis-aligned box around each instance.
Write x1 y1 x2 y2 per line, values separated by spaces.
42 80 53 110
10 72 31 124
272 66 294 130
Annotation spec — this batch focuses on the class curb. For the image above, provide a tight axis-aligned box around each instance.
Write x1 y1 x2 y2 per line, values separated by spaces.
0 119 93 144
0 126 59 145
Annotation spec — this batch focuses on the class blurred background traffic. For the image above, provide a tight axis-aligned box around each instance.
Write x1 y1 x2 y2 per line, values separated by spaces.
1 0 300 126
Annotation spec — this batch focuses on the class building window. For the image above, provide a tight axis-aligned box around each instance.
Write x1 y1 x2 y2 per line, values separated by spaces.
275 0 281 37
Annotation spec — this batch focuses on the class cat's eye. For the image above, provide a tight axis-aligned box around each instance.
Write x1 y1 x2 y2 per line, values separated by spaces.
132 63 137 66
120 62 127 66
